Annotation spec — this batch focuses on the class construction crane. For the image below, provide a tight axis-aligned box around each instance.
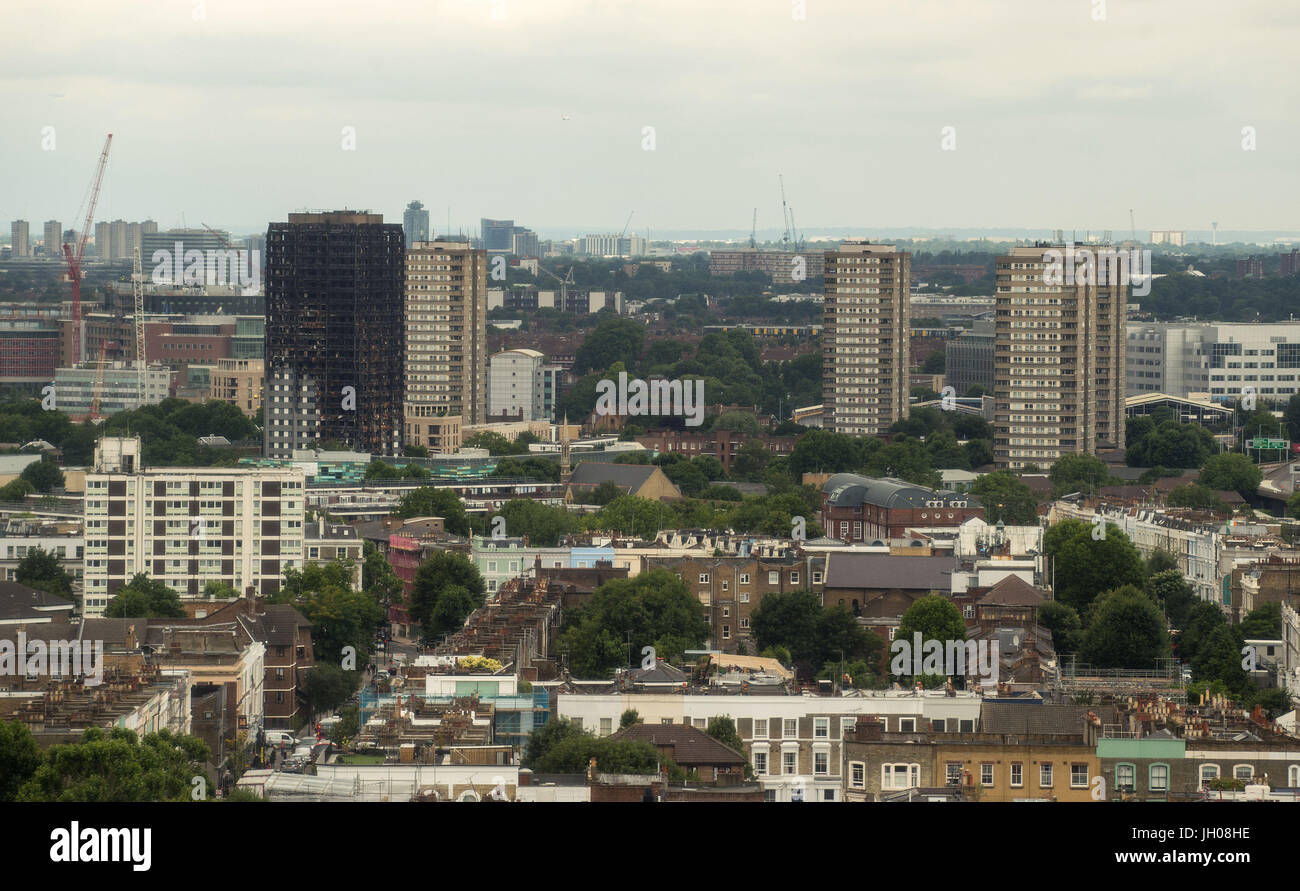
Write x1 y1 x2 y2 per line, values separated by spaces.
1129 209 1137 243
619 211 635 239
63 134 113 366
538 263 575 307
779 175 792 249
749 208 757 249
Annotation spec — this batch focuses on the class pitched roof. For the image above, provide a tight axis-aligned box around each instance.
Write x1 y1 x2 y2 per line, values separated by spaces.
822 473 978 510
823 552 956 590
0 582 74 622
610 723 747 768
568 461 660 489
977 575 1047 607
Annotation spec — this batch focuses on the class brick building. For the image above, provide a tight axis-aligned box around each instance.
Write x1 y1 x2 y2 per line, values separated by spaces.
820 473 983 542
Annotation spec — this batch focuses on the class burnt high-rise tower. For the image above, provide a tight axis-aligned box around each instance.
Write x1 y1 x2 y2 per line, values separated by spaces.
264 211 404 458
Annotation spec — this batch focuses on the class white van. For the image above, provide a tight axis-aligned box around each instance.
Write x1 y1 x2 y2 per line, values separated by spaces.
264 730 297 747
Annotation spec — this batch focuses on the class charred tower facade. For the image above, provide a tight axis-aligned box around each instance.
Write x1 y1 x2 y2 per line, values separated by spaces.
264 211 404 458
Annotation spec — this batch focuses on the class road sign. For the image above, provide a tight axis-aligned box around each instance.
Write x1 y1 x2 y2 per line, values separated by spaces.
1250 437 1289 450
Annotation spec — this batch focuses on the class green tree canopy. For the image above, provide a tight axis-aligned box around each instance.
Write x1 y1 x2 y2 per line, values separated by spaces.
1043 519 1145 613
393 486 471 535
14 546 74 599
105 574 186 619
1079 585 1171 669
968 471 1039 525
1199 453 1262 499
410 551 486 645
17 726 211 802
556 569 707 679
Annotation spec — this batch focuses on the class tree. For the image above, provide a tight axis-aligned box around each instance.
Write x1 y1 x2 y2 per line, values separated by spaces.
1125 420 1215 469
750 590 822 665
733 439 772 480
17 726 211 802
299 663 361 724
14 546 74 599
893 594 967 686
557 570 708 678
490 500 574 547
522 714 587 767
0 720 41 801
968 471 1039 525
0 478 34 502
573 317 646 374
589 495 663 539
704 716 752 779
362 541 404 608
202 580 239 599
393 486 471 535
20 458 64 493
1166 484 1231 514
1049 453 1112 497
1193 624 1249 694
815 606 882 669
1037 600 1082 655
1043 519 1146 613
1148 569 1197 629
1078 585 1170 669
1199 453 1262 499
896 594 966 645
106 574 186 618
620 709 641 729
1240 601 1282 639
428 584 479 638
921 352 945 375
304 585 383 663
1179 601 1227 667
462 431 526 455
1144 548 1179 578
409 552 486 645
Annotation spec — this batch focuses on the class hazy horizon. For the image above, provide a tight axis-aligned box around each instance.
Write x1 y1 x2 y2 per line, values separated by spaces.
3 0 1297 236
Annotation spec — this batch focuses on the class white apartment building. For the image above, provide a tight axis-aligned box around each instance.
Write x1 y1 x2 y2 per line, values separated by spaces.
487 348 553 422
1127 321 1300 404
555 690 983 802
82 436 307 616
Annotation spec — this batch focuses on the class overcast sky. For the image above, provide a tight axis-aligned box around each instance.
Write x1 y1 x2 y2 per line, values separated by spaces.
2 0 1296 238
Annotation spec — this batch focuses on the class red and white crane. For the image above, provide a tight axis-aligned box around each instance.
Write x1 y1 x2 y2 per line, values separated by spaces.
63 133 113 366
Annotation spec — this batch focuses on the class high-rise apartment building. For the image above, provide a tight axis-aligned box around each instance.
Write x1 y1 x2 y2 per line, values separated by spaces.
43 220 62 256
488 348 560 422
82 436 307 615
264 211 404 459
404 239 487 452
822 241 910 435
109 219 129 260
10 220 29 257
993 244 1127 468
403 200 430 249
